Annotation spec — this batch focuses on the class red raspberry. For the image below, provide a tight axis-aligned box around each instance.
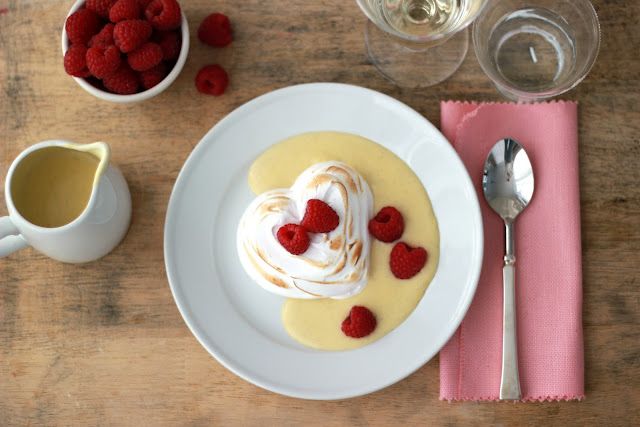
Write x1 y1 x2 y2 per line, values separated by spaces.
139 62 167 89
156 30 180 60
127 42 162 71
368 206 404 243
195 64 229 96
86 0 116 18
64 45 90 77
301 199 339 233
341 306 377 338
65 8 102 45
276 224 310 255
389 242 427 279
89 23 115 47
103 64 139 94
144 0 181 31
138 0 153 7
109 0 140 22
198 13 232 47
113 19 152 52
86 44 122 78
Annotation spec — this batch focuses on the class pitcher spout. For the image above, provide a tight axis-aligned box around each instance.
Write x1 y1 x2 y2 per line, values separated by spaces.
55 141 117 225
65 141 111 188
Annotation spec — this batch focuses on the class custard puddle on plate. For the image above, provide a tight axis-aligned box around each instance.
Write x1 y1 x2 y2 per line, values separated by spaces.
248 131 440 350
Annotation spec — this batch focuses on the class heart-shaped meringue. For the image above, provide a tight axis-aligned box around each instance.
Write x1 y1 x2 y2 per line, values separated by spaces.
237 161 373 299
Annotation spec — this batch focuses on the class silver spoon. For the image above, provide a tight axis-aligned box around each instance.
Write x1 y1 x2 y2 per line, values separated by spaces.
482 138 535 400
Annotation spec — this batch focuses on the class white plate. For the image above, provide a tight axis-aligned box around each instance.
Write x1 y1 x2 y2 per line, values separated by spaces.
164 83 483 400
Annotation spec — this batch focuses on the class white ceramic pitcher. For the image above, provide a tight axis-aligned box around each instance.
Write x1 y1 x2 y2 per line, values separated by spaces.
0 140 131 263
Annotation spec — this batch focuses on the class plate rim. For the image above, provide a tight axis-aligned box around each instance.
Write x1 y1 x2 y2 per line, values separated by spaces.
164 82 483 400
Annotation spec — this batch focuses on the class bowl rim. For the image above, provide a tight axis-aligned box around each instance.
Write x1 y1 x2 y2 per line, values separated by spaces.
61 0 190 103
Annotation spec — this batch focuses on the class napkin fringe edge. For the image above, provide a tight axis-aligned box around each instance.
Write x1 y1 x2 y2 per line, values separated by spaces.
439 395 586 403
441 100 578 106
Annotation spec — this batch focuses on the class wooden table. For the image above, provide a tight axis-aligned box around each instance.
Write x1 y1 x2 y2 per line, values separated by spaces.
1 1 638 425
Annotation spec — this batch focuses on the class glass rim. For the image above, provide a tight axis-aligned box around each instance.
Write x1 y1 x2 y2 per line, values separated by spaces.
471 0 601 101
356 0 489 43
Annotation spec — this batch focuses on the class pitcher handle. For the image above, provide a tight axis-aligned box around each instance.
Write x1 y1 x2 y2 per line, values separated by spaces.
0 216 29 257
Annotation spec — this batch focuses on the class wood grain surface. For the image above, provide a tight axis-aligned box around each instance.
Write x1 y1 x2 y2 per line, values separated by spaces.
1 1 639 425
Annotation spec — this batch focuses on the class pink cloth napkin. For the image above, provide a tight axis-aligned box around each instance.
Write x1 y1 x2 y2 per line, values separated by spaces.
439 101 584 402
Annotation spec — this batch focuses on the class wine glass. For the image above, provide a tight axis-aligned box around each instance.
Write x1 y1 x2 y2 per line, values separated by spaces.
355 0 487 87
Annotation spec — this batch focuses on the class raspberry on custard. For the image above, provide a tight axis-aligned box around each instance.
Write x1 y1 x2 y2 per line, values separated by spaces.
277 224 310 255
113 19 152 53
127 42 163 71
368 206 404 243
389 242 427 279
198 13 233 47
103 63 139 94
86 44 122 78
139 62 167 89
65 8 102 45
89 23 115 48
64 45 90 77
301 199 339 233
195 64 229 96
341 306 377 338
109 0 141 22
86 0 116 18
144 0 182 31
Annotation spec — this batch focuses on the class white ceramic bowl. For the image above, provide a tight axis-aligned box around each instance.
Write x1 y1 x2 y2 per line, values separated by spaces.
61 0 189 103
164 83 484 399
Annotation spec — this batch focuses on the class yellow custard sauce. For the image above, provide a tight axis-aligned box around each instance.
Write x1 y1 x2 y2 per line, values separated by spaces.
11 147 100 228
248 132 439 350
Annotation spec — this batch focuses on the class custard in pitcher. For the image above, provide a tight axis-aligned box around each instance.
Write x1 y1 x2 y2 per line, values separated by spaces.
10 147 100 228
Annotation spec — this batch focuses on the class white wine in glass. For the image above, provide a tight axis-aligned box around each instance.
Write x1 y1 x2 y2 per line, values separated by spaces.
356 0 486 87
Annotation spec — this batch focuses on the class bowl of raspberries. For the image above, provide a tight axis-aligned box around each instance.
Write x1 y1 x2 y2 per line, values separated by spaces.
62 0 189 103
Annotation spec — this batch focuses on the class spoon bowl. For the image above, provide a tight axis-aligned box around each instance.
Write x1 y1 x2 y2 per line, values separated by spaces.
483 138 534 221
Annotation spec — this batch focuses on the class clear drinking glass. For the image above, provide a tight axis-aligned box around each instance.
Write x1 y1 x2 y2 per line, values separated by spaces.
473 0 600 101
356 0 487 87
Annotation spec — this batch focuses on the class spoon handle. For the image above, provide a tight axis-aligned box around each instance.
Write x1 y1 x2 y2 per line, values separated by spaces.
500 221 522 400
